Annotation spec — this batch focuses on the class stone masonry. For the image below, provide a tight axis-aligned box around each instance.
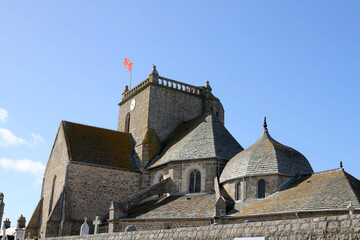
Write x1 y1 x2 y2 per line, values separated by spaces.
223 174 290 201
43 213 360 240
148 159 227 194
38 124 70 238
66 163 140 231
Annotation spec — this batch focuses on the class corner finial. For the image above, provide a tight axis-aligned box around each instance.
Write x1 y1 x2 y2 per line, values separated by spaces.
149 65 159 76
263 116 267 130
204 81 212 91
340 161 343 170
122 85 129 95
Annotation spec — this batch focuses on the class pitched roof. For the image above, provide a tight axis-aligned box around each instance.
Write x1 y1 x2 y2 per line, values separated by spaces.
230 169 360 216
62 121 139 171
220 128 313 183
149 114 243 168
126 193 216 219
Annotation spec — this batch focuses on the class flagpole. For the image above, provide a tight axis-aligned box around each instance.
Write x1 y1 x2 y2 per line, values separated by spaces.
130 70 132 89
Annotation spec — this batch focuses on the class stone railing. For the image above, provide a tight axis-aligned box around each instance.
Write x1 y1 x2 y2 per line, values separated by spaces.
109 178 178 219
156 76 202 95
122 77 151 100
122 76 202 101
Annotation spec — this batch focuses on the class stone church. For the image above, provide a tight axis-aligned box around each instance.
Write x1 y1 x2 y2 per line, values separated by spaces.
25 66 360 238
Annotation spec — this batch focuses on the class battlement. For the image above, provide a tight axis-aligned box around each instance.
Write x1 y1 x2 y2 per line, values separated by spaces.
121 75 202 102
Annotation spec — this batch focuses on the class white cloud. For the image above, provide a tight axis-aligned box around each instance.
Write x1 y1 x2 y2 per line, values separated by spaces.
0 128 46 148
0 158 45 184
0 108 8 123
0 128 26 147
29 133 47 148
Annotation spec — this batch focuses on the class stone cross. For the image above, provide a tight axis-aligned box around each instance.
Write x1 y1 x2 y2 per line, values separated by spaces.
80 217 89 235
348 201 355 215
92 216 101 234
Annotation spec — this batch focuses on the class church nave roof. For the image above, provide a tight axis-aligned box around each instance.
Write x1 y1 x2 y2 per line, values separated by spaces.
62 121 140 171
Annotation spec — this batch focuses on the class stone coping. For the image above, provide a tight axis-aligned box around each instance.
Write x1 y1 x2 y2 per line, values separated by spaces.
43 214 360 239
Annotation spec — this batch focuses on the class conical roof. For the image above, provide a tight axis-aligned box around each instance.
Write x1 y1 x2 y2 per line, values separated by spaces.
220 121 313 183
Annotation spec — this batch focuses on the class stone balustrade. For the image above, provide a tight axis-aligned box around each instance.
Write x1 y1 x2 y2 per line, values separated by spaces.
122 77 151 100
122 76 202 101
157 76 202 95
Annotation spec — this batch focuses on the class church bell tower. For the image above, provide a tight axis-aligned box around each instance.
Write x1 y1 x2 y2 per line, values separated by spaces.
117 66 224 168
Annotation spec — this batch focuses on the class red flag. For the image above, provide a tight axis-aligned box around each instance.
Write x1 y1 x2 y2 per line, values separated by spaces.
124 58 133 72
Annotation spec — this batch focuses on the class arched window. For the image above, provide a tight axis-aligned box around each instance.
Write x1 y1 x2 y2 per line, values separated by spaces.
49 175 57 215
236 181 241 200
189 170 201 193
258 179 265 198
124 113 130 133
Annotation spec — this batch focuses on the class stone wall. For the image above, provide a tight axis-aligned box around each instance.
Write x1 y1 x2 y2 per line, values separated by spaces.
148 84 204 143
223 174 290 201
44 213 360 239
66 163 140 223
114 219 210 232
39 123 70 237
149 159 227 194
117 86 150 145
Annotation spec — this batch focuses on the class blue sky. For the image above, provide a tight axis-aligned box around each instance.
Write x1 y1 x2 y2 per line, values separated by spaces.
1 1 360 225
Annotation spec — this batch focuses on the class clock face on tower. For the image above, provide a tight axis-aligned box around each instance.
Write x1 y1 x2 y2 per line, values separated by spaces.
130 99 136 111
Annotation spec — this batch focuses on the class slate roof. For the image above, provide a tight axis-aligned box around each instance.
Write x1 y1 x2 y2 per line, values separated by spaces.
62 121 139 171
230 169 360 216
220 127 313 183
149 114 243 168
126 193 216 219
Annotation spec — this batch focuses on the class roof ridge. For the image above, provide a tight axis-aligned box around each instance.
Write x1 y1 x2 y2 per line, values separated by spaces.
208 114 219 157
62 120 131 135
312 168 342 175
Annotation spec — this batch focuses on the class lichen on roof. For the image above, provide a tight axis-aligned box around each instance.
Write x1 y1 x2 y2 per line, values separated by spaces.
62 121 139 171
230 169 360 216
220 126 313 183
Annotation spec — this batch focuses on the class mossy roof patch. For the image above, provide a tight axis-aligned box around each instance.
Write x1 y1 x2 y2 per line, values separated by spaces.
231 169 360 216
149 114 243 168
62 121 139 171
